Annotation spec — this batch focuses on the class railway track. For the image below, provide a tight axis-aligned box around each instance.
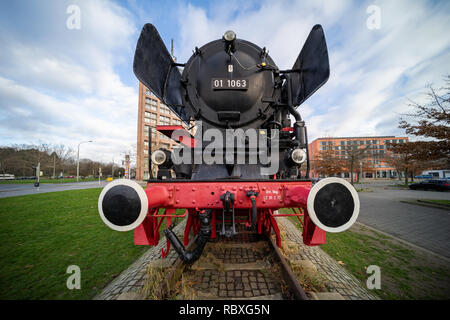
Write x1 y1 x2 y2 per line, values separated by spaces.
145 223 308 300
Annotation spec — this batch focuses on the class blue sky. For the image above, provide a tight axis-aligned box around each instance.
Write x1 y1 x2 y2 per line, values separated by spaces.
0 0 449 163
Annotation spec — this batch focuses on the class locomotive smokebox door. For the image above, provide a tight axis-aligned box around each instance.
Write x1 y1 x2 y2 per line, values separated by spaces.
180 30 281 130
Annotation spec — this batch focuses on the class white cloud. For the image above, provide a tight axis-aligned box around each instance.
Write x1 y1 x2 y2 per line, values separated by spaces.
1 0 449 165
174 0 450 142
0 0 139 163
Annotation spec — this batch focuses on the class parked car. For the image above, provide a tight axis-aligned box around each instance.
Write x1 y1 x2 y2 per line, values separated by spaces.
0 174 15 180
409 180 450 192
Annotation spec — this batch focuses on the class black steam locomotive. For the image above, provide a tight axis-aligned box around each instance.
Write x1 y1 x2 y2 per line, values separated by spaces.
97 24 359 264
134 24 329 180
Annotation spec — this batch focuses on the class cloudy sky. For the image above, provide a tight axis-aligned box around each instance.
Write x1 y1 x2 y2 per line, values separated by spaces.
0 0 449 163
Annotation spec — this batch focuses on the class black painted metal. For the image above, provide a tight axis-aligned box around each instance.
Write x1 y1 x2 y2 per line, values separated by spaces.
133 24 190 122
164 210 212 264
313 183 354 228
181 39 280 129
284 24 330 107
102 185 141 226
133 23 330 182
246 190 259 229
220 192 237 237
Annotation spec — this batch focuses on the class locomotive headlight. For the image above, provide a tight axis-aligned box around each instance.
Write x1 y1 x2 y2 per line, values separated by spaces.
223 30 236 42
291 148 307 164
151 149 167 165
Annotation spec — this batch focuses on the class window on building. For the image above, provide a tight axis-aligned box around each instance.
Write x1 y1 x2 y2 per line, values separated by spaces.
160 104 171 115
159 115 170 125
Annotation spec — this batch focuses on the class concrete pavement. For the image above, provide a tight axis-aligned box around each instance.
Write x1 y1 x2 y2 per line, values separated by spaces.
356 181 450 258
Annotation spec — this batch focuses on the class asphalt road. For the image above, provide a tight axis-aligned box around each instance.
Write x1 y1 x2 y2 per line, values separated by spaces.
0 181 108 198
357 182 450 258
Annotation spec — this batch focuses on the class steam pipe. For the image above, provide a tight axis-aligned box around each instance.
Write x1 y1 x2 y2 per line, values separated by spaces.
284 74 307 147
164 210 211 264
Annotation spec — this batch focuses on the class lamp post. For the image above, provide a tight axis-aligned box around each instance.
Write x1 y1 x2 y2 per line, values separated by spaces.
77 140 93 182
360 161 363 182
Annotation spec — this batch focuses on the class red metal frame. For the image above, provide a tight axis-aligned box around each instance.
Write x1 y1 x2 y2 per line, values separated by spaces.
134 180 326 253
156 125 197 148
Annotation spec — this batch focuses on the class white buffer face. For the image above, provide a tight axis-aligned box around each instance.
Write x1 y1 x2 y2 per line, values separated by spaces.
306 177 360 233
98 179 149 232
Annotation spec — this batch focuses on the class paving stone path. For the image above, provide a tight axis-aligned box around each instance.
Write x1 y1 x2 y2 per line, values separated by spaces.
93 220 186 300
95 217 379 300
277 217 379 300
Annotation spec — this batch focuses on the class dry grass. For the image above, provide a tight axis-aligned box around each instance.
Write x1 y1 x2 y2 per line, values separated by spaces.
172 273 199 300
276 224 327 293
191 244 225 272
141 260 173 300
289 262 327 292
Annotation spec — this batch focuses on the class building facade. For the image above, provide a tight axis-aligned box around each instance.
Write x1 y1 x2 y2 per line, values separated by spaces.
309 136 408 179
136 82 190 181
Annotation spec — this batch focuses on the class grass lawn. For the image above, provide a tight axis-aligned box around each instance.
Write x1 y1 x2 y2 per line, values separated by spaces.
285 211 450 300
420 199 450 206
0 178 105 184
0 188 150 299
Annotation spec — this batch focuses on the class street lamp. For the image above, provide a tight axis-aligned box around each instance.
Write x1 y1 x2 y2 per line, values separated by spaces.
77 140 93 182
360 161 363 181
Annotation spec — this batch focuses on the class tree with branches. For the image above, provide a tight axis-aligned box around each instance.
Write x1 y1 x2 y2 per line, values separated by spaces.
311 149 345 177
389 76 450 170
340 143 377 185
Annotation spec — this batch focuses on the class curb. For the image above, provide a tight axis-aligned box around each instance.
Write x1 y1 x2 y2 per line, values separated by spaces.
400 200 450 211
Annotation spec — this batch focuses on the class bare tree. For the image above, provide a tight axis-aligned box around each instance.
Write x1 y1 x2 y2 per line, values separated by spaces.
390 76 450 167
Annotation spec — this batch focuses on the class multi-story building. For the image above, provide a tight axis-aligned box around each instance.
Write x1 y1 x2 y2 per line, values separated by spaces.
309 136 408 179
136 82 190 180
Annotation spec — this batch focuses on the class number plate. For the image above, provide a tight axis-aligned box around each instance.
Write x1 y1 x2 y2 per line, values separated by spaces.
211 78 249 90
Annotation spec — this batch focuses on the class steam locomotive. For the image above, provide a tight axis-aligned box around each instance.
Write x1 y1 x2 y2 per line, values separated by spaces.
98 24 360 263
